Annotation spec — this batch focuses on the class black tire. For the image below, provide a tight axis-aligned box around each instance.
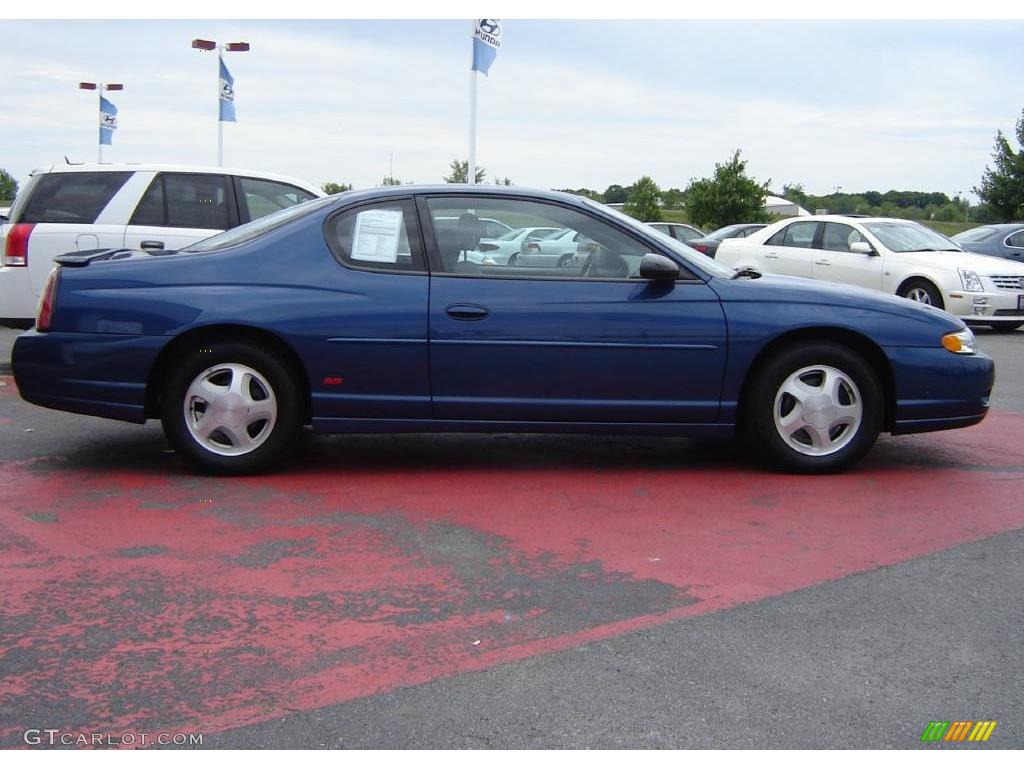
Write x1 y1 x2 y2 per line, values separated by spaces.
160 340 304 475
507 253 519 266
744 343 884 473
898 279 944 310
557 253 574 268
987 322 1022 332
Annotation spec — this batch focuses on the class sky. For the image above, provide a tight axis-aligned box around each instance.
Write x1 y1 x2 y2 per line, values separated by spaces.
2 15 1024 201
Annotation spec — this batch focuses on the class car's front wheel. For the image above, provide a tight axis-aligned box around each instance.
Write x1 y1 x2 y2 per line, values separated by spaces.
160 341 304 475
898 279 944 310
745 343 884 473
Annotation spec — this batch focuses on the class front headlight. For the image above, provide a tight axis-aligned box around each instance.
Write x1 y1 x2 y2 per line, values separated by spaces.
957 267 984 292
941 328 976 354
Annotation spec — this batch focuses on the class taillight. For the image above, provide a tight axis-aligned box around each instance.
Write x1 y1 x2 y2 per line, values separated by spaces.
36 268 60 332
3 223 35 267
692 243 709 254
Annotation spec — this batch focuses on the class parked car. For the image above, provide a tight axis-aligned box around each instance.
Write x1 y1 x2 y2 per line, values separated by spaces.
687 223 768 257
14 186 992 476
716 215 1024 331
0 206 10 223
0 163 322 327
465 225 561 265
951 223 1024 264
515 227 589 267
645 222 705 244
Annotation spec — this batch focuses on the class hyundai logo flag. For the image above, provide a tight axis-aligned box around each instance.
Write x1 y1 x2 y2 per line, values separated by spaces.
471 19 501 76
219 58 237 122
99 95 118 146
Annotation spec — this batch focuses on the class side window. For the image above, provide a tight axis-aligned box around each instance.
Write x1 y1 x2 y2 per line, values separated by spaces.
821 223 868 252
325 199 424 273
239 177 318 221
481 220 510 239
19 171 132 224
649 224 670 234
768 221 818 248
1006 230 1024 248
131 173 232 230
425 196 693 280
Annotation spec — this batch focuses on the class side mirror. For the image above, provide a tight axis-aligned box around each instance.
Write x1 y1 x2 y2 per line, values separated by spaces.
850 241 876 256
639 253 680 280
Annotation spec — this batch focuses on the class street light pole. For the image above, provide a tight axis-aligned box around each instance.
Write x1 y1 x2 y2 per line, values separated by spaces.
192 38 249 166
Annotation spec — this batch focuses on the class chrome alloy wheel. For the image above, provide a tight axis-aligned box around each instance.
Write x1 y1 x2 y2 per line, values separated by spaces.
772 364 863 457
905 287 933 304
183 363 277 456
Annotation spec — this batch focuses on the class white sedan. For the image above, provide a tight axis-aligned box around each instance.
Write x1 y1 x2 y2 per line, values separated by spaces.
716 215 1024 330
466 225 561 265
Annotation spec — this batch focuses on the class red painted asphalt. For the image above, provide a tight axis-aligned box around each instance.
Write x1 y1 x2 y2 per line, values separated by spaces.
2 395 1023 743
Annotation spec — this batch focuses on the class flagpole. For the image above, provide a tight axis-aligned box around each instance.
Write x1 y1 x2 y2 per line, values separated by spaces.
468 68 478 185
98 88 103 164
217 49 224 167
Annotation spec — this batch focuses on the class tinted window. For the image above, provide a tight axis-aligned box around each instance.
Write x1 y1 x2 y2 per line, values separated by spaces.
239 177 317 221
131 173 232 230
325 199 424 272
821 223 868 252
184 196 335 253
20 171 131 224
1006 230 1024 248
768 221 818 248
426 196 691 280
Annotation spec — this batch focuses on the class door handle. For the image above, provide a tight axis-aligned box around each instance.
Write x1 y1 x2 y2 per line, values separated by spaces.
140 240 165 250
764 252 779 259
445 304 490 320
814 259 831 266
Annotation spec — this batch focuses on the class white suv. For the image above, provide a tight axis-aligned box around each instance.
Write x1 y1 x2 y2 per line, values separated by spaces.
0 163 322 327
716 215 1024 331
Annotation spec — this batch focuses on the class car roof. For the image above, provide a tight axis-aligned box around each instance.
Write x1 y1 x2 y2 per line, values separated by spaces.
776 215 928 225
29 162 322 194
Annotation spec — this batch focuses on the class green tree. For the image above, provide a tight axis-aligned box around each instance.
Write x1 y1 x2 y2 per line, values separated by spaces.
0 168 17 203
321 181 353 195
557 187 604 202
781 182 807 208
623 176 661 221
380 176 403 186
493 176 513 186
974 109 1024 221
444 159 487 184
684 150 769 229
660 187 685 209
602 184 629 204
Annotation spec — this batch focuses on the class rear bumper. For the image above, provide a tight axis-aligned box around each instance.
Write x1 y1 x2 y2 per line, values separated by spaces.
0 265 37 322
12 330 166 423
885 346 994 435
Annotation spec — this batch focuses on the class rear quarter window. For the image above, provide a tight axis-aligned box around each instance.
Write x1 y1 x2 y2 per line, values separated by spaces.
19 171 132 224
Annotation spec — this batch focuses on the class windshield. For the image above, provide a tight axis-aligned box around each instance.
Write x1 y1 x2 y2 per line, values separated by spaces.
862 221 962 253
183 195 334 253
497 228 526 241
951 226 997 243
706 224 747 239
581 198 733 278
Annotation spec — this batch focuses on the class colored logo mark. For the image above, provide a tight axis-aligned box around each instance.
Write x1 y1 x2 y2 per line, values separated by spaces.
920 721 997 742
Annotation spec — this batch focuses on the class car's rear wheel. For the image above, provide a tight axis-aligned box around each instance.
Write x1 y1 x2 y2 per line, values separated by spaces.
745 343 883 473
557 253 574 268
507 253 519 266
160 341 303 475
898 279 944 310
987 322 1022 332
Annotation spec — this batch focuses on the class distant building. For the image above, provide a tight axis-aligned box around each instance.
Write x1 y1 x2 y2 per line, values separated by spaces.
765 195 811 217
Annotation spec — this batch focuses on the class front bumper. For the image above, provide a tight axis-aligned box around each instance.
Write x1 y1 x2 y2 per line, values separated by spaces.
12 330 167 423
947 289 1024 325
884 345 994 434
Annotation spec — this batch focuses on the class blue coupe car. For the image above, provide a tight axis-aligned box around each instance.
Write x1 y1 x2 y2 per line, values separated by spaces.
13 186 993 474
951 222 1024 264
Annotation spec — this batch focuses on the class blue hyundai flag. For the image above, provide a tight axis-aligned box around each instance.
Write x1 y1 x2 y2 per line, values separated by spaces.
219 58 236 122
99 95 117 145
471 19 502 76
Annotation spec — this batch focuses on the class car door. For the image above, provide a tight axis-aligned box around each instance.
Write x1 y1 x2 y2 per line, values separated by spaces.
1004 229 1024 263
812 222 882 290
761 221 819 278
421 195 729 424
123 172 238 251
313 197 432 421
